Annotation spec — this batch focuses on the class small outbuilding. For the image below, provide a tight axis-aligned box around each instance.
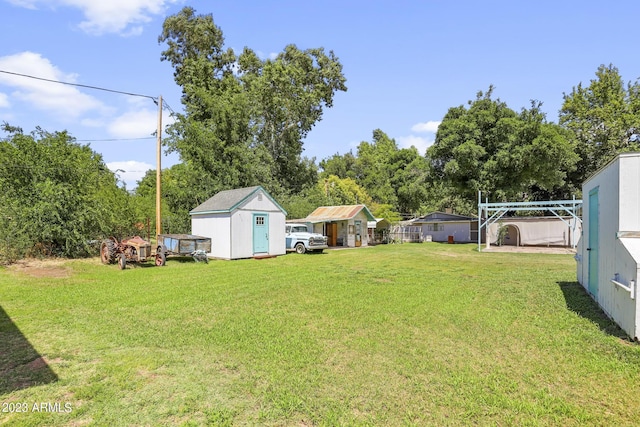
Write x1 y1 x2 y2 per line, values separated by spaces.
190 186 287 260
304 205 376 247
487 216 581 247
577 152 640 339
368 218 391 245
412 212 479 243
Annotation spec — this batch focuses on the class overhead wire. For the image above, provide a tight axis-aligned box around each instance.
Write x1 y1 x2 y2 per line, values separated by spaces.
0 69 178 185
0 69 157 101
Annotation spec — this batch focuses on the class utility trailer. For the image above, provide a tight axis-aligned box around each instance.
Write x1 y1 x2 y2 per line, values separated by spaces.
155 234 212 265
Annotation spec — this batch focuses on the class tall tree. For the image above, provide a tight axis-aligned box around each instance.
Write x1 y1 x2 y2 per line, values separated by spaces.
559 64 640 184
389 147 429 215
159 6 346 195
353 129 398 206
319 151 357 180
427 87 578 204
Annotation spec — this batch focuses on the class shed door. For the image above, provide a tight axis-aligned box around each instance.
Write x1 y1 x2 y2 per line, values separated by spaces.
588 188 599 297
253 213 269 254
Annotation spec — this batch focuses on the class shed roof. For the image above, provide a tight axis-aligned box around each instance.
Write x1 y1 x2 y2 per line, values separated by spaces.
412 211 476 223
306 205 376 222
189 186 286 215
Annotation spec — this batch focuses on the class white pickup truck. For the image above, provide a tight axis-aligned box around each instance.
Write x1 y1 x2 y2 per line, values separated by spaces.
285 223 329 254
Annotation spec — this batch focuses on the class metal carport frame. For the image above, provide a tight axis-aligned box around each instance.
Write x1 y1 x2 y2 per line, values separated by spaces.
477 191 583 251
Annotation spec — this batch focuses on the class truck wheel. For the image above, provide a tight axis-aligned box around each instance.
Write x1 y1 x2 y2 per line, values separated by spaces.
295 243 306 254
118 254 126 270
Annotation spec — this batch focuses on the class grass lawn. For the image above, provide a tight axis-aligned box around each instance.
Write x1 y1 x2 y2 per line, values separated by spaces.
1 243 639 426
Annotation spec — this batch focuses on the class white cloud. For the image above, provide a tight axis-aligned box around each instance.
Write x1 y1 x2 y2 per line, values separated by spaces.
411 120 441 133
256 50 279 61
5 0 38 9
0 92 9 108
397 135 433 155
8 0 183 36
0 51 107 119
107 107 174 138
107 160 154 189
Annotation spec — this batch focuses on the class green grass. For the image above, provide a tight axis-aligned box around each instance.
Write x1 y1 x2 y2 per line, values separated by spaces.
1 243 639 426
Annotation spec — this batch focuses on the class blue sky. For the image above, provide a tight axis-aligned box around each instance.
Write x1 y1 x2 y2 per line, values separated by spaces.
1 0 639 189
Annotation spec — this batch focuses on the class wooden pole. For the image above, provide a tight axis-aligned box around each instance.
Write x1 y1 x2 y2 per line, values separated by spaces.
156 95 162 238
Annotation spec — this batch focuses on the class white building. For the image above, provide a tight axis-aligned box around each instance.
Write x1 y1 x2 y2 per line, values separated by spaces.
190 186 287 260
577 153 640 339
412 212 478 243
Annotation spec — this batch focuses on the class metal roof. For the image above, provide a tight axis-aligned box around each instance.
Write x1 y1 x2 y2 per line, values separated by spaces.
412 211 476 223
189 186 286 215
305 205 376 222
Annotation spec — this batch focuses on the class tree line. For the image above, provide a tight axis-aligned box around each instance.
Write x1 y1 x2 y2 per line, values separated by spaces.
1 6 639 262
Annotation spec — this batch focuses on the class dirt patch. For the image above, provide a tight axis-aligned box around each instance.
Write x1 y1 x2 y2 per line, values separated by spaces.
7 258 72 278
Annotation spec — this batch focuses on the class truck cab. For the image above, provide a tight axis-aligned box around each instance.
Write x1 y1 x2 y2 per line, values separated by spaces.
285 223 329 254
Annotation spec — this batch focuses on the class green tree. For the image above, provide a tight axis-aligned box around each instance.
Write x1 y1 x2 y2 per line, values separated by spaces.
280 175 375 220
389 147 429 215
0 125 136 262
135 162 217 234
427 87 578 205
559 64 640 184
353 129 398 206
318 175 373 206
319 151 358 180
159 6 346 196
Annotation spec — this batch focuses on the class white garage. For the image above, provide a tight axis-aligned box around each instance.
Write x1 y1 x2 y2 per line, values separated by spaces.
190 186 287 260
577 153 640 339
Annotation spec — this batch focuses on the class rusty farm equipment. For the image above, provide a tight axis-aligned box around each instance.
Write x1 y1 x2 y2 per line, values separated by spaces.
100 236 158 270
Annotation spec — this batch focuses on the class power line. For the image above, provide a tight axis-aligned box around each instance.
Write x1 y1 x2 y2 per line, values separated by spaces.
75 137 156 143
0 69 157 101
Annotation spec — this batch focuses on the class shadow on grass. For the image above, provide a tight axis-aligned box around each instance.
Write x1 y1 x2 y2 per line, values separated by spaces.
0 305 57 395
557 281 630 339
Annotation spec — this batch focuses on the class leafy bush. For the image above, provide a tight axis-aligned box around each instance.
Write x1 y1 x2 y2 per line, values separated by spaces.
0 124 139 262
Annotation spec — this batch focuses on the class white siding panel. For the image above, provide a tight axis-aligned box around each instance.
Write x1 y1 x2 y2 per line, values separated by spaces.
591 160 619 315
269 213 286 255
420 222 471 243
232 210 254 259
191 214 232 259
619 155 640 231
242 191 283 213
611 239 640 338
580 154 640 339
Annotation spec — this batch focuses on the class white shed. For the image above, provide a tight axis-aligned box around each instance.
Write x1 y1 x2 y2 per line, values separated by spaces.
190 186 287 260
577 153 640 339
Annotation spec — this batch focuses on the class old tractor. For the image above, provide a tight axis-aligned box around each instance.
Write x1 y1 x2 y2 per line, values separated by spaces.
100 236 158 269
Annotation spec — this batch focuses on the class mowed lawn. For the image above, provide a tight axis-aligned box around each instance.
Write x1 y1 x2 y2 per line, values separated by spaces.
1 243 639 426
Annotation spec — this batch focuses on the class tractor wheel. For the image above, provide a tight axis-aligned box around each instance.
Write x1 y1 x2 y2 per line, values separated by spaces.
100 239 117 264
118 254 126 270
155 252 166 266
295 243 306 254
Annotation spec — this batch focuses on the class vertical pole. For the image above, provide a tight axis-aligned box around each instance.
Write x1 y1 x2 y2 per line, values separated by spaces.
477 191 481 252
156 95 163 238
485 197 490 249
